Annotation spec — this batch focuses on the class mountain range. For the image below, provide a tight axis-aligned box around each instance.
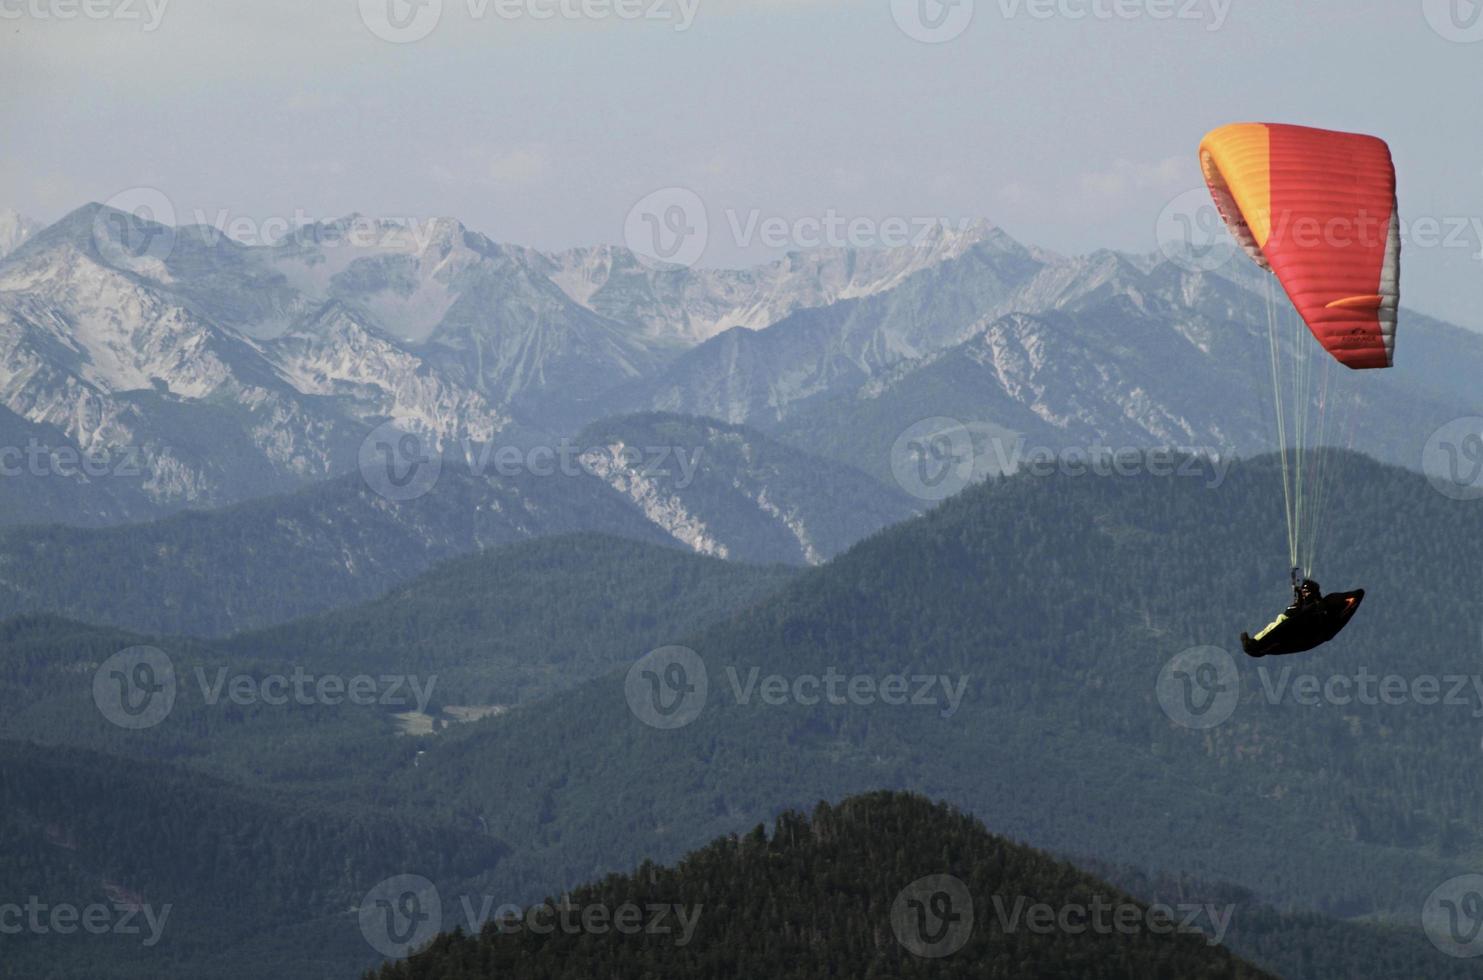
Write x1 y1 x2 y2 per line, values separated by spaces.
4 204 1478 537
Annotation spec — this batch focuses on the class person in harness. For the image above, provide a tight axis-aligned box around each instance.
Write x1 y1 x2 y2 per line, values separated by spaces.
1241 574 1365 658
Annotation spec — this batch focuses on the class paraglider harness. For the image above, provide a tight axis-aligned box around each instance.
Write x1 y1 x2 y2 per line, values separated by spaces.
1241 569 1364 658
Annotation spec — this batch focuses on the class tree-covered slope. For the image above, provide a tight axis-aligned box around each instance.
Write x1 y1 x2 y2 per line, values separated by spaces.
0 740 503 980
368 792 1273 980
0 536 796 786
227 534 798 706
0 466 673 638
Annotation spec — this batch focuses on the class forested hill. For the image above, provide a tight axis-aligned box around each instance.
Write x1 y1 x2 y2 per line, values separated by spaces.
367 791 1273 980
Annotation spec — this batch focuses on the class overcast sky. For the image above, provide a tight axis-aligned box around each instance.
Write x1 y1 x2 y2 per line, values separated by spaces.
3 0 1481 326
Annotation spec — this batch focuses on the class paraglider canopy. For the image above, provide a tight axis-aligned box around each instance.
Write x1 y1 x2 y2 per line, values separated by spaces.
1200 123 1399 369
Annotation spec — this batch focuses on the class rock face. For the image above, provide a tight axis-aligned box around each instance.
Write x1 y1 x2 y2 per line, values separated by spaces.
0 207 510 510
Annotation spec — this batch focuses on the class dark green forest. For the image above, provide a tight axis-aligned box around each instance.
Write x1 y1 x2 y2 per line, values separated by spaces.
367 792 1274 980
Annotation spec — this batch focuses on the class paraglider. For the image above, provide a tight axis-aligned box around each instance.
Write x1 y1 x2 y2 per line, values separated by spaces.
1241 577 1365 658
1199 122 1398 656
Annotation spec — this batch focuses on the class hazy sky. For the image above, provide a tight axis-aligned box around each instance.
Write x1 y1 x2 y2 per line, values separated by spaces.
3 0 1481 326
